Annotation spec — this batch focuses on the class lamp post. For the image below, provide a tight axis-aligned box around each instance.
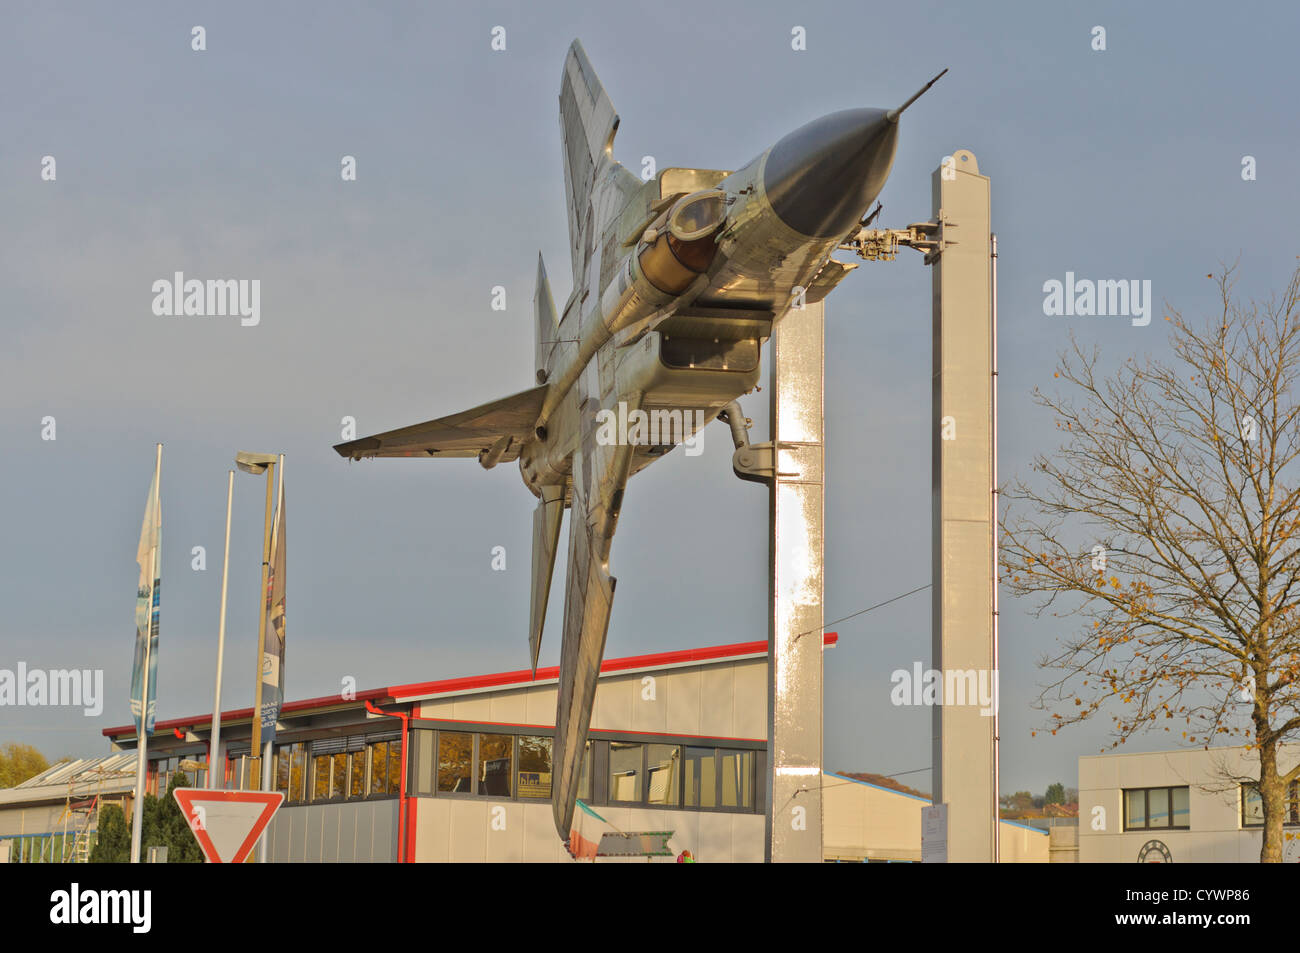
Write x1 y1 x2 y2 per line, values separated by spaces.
209 469 235 789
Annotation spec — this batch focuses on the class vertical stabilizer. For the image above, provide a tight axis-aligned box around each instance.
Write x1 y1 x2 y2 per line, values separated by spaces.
559 39 620 287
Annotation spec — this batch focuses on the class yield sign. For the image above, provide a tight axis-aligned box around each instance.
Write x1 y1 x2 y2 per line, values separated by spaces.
172 788 284 863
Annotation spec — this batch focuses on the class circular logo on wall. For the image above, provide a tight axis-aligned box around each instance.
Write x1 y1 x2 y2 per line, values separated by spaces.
1137 839 1172 863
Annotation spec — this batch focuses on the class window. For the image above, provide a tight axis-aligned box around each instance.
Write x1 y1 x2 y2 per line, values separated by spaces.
517 736 552 799
720 749 755 809
291 745 307 801
408 725 753 812
437 732 473 794
312 754 331 801
646 745 679 805
684 747 756 809
477 734 513 797
609 742 642 802
370 741 389 795
685 747 717 808
577 740 592 802
331 753 347 799
384 740 402 795
1124 786 1190 831
1241 780 1300 827
274 743 309 802
349 749 366 798
1147 787 1169 828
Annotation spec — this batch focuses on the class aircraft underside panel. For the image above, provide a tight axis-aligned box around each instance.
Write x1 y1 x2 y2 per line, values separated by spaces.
551 391 641 839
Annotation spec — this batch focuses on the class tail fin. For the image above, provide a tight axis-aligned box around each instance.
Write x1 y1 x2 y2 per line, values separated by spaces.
534 252 559 383
559 39 619 287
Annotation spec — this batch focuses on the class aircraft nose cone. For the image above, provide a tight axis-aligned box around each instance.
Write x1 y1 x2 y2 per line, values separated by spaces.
763 108 898 239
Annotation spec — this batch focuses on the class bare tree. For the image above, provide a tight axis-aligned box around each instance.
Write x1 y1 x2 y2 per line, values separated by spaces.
1002 262 1300 862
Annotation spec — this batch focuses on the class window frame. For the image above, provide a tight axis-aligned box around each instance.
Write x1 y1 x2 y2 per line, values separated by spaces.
1122 785 1191 831
408 718 763 815
1240 780 1300 828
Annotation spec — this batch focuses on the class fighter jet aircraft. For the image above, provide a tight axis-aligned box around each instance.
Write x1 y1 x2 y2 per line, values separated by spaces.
335 39 944 843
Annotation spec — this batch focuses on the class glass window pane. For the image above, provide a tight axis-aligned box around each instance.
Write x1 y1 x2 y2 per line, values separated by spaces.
1147 787 1169 827
290 746 307 802
578 742 591 801
438 732 473 793
1171 786 1190 827
313 755 330 802
609 742 643 802
685 747 716 808
1242 785 1264 826
646 745 679 805
1289 781 1300 826
275 749 290 794
720 749 754 808
386 740 402 794
368 741 386 795
518 736 552 799
1125 789 1146 828
349 750 366 798
477 734 513 797
331 753 347 799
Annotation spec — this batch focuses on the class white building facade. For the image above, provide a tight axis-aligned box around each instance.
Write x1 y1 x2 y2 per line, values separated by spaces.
1078 745 1300 863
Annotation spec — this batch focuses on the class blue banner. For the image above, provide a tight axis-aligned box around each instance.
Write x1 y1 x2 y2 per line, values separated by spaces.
130 464 161 735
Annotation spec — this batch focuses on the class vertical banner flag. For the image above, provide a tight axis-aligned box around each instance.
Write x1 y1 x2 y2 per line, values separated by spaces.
261 481 286 745
130 463 161 734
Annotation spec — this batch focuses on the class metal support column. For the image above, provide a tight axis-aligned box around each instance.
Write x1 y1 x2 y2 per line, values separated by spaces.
765 298 825 863
930 149 996 862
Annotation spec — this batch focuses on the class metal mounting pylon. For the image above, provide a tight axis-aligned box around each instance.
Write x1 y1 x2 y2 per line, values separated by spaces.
843 150 997 863
727 296 826 863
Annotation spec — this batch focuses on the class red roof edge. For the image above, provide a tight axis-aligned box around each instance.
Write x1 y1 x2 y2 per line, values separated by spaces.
103 633 838 738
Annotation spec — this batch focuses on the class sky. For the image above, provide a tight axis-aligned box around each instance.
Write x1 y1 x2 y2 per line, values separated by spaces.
1 0 1297 797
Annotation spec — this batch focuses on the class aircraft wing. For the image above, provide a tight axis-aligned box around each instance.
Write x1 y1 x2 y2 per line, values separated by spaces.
551 391 642 840
333 384 548 461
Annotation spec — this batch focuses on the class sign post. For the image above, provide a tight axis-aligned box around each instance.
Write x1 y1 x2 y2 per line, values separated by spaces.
172 788 284 864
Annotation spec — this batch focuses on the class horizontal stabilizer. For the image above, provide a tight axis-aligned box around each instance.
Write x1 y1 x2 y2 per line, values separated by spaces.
334 384 547 460
534 253 559 382
529 485 565 674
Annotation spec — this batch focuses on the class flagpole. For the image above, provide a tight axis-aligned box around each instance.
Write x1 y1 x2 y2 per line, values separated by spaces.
250 458 276 794
130 442 161 864
257 454 284 862
210 470 235 790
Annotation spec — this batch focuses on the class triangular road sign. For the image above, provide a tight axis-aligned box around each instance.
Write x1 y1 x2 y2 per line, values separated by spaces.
172 789 284 863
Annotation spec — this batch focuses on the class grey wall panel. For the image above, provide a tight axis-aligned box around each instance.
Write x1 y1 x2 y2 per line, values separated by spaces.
322 804 339 863
372 800 396 862
338 803 358 862
304 804 322 863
